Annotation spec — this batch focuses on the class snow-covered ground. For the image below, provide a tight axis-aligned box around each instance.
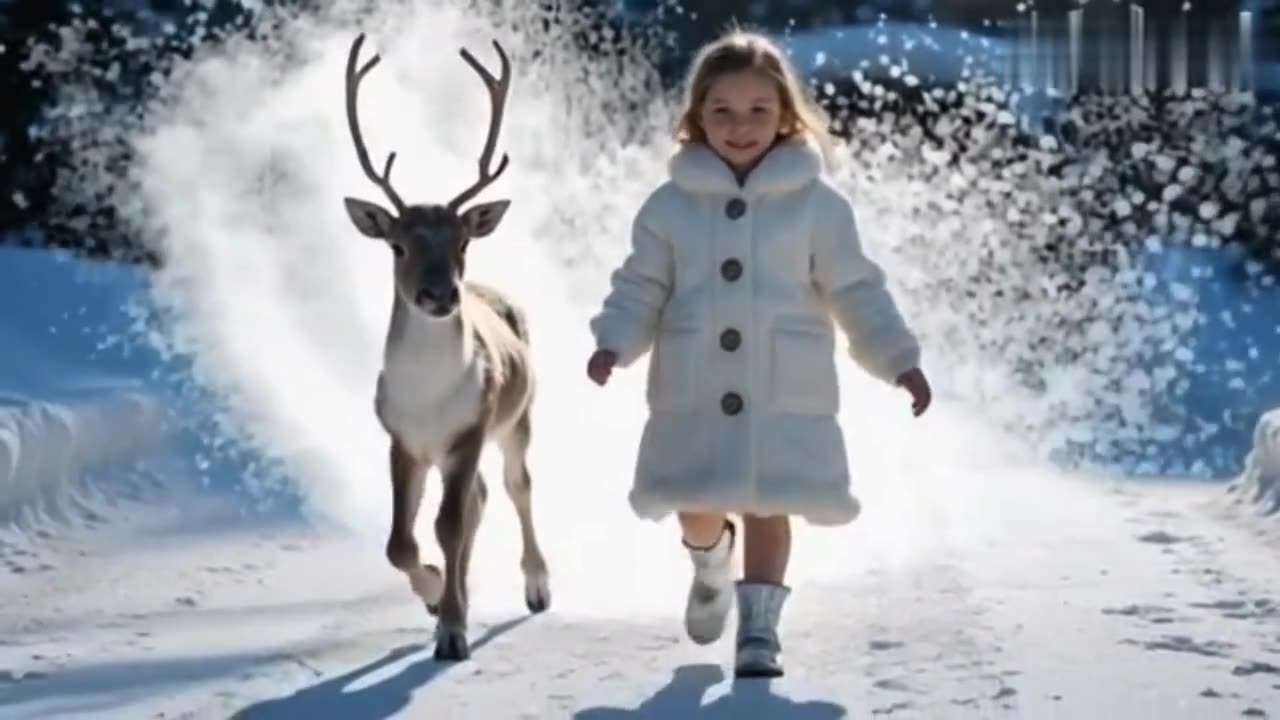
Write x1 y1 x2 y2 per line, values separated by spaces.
1228 409 1280 527
4 356 1279 718
3 2 1280 718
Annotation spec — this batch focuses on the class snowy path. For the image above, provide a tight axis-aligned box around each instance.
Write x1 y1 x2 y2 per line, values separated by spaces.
2 465 1277 719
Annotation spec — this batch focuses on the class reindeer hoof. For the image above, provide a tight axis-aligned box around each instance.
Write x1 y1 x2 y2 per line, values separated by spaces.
434 628 470 661
525 573 551 614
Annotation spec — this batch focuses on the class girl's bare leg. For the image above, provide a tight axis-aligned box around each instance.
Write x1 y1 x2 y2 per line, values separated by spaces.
678 511 729 548
742 514 790 583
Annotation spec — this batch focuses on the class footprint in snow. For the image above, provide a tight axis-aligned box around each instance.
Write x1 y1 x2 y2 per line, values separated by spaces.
993 686 1017 700
1137 530 1190 545
1102 603 1183 624
1121 634 1235 657
0 669 48 683
872 678 917 694
868 640 904 652
1231 661 1280 677
1189 598 1279 621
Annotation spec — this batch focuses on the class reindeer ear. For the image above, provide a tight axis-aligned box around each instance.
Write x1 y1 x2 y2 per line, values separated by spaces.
344 197 396 239
459 199 511 239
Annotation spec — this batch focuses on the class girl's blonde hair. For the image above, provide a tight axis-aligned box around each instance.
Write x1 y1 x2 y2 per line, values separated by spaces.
674 29 834 161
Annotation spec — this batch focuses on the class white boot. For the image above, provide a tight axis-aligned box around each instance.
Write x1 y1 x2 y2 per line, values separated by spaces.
734 580 790 678
683 520 735 645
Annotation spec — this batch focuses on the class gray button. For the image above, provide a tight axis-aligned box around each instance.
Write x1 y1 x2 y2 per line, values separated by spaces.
725 198 747 219
720 258 742 281
719 328 741 351
721 392 743 415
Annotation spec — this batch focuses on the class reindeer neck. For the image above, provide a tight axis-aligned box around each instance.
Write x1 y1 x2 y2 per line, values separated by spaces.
384 294 474 368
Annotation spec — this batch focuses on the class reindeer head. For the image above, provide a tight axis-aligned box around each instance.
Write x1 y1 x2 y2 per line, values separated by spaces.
342 34 512 319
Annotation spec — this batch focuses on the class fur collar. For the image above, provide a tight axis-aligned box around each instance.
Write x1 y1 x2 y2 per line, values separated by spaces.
667 134 824 198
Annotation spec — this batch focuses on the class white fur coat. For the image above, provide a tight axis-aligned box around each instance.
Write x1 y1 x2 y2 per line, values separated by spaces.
589 135 921 525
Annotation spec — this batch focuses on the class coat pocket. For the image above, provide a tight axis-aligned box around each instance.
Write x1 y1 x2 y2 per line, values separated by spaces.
646 328 699 412
769 327 839 415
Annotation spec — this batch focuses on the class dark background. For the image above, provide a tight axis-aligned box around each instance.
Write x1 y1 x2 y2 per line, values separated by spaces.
1 0 1277 268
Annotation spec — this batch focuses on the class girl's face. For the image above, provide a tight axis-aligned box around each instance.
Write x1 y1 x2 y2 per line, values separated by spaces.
698 69 784 173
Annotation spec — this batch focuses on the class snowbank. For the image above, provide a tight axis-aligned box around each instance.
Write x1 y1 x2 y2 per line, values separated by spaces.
0 392 170 519
1132 246 1280 477
0 245 178 521
1229 408 1280 516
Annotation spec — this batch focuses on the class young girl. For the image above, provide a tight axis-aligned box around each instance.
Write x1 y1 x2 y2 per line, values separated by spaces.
586 29 932 678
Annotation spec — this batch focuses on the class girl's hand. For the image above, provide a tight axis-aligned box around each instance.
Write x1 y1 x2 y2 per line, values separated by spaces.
895 367 932 417
587 349 618 386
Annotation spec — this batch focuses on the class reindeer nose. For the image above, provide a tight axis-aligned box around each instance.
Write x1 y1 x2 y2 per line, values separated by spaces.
416 286 460 308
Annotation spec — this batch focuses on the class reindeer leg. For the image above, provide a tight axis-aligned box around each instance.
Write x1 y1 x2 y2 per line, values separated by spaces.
386 439 444 614
500 410 551 613
458 472 488 610
433 424 485 661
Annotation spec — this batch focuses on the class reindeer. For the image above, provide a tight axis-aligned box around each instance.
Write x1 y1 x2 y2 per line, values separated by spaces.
339 33 549 661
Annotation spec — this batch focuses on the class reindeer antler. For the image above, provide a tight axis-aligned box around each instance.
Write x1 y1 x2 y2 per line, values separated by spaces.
345 33 407 214
446 40 512 213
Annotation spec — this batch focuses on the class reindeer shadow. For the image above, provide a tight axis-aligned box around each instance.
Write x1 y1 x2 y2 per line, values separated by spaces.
573 663 848 719
232 616 529 720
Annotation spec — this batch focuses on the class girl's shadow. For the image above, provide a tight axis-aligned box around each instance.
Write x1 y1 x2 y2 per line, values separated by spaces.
573 663 847 719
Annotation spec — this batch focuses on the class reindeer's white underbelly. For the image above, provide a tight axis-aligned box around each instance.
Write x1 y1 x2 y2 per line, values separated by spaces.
375 359 486 461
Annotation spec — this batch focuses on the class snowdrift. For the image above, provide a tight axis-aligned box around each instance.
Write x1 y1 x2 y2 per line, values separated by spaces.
0 392 169 519
1133 246 1280 478
0 246 177 520
1229 408 1280 516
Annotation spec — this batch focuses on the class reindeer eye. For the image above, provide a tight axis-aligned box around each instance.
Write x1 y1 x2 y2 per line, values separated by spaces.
390 243 406 258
